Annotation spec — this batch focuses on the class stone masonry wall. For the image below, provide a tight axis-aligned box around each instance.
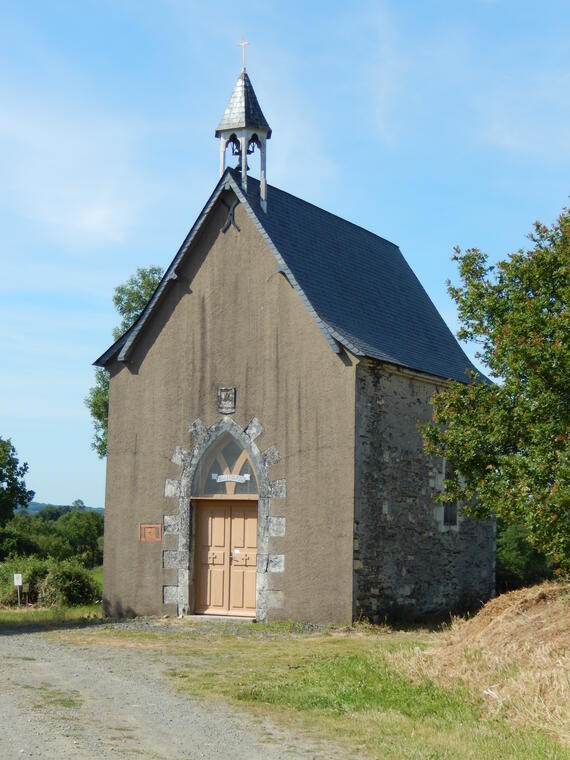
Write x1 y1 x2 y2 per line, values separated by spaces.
354 360 495 621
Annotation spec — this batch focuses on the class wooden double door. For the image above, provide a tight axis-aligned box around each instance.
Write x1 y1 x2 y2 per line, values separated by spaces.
194 500 257 616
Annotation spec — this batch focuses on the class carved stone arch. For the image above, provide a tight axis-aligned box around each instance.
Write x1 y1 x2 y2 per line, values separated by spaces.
162 416 286 619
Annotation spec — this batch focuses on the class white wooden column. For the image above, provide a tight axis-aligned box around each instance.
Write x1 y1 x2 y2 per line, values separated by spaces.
259 135 267 212
219 137 227 177
240 133 248 190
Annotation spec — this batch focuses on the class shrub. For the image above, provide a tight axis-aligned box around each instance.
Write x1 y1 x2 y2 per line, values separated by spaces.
38 559 98 606
0 555 50 604
0 556 98 606
496 520 555 592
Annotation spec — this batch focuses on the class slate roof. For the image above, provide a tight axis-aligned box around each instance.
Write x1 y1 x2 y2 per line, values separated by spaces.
241 175 480 382
215 70 272 138
95 169 480 384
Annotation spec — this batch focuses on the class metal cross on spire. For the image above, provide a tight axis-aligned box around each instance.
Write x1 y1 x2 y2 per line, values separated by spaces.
238 37 249 70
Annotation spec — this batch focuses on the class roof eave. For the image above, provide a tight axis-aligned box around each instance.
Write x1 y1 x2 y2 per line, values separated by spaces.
93 333 128 368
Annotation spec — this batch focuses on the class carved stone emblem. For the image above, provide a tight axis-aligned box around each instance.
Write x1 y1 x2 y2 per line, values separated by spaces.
218 387 236 414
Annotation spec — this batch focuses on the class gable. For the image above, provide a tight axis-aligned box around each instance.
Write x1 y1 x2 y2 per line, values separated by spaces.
95 169 480 384
101 188 346 380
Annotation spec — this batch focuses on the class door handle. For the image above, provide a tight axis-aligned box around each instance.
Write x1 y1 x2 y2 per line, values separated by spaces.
229 551 233 565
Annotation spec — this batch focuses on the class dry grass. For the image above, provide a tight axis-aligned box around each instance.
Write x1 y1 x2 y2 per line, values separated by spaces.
389 581 570 746
50 601 569 758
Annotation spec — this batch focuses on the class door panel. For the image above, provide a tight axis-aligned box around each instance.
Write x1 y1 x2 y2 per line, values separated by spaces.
195 504 230 613
194 501 257 616
229 504 257 615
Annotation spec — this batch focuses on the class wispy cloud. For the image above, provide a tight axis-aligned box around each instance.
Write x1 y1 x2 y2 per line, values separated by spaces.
477 70 570 161
0 95 159 247
359 4 570 163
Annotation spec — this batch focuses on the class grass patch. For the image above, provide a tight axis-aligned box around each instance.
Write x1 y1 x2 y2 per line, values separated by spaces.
0 603 102 628
90 566 103 597
51 615 569 759
30 681 82 710
236 651 477 721
161 630 563 759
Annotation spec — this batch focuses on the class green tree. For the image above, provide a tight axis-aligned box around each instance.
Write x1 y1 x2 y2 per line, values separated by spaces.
0 438 35 526
57 510 104 568
85 265 164 457
422 209 569 572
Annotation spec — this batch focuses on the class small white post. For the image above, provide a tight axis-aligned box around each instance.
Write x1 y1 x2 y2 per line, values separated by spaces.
219 137 227 177
260 135 267 212
240 133 248 190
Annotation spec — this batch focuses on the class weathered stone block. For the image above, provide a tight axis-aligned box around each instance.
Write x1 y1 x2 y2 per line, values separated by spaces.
163 585 178 604
164 479 180 498
163 514 179 533
268 554 285 572
262 445 281 468
268 516 286 537
245 416 264 441
268 479 286 498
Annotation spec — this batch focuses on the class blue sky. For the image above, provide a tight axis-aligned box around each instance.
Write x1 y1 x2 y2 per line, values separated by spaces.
1 1 569 507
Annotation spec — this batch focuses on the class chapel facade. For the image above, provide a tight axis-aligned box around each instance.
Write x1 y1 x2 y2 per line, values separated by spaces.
96 64 495 623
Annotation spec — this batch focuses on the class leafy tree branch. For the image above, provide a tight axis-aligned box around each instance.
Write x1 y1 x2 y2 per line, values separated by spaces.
86 265 164 458
422 208 570 571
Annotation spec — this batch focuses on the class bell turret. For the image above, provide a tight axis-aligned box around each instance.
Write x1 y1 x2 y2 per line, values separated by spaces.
216 41 271 211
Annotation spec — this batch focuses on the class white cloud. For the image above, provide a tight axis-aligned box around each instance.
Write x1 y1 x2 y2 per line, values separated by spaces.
0 94 165 248
358 4 570 165
477 71 570 161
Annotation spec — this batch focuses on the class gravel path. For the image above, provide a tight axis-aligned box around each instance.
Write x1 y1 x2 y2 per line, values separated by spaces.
0 624 349 760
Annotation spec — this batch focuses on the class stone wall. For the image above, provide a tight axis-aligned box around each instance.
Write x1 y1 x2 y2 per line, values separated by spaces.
353 360 495 621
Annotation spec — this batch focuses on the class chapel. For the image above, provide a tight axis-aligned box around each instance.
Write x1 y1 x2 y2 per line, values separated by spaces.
96 61 495 623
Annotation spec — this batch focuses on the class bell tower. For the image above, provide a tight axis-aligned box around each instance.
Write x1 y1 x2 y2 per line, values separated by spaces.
215 40 272 212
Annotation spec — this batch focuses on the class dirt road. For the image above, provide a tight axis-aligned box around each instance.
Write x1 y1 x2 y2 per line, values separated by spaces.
0 624 348 760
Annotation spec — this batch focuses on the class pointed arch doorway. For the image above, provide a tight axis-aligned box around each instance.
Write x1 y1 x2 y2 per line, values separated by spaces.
192 433 258 617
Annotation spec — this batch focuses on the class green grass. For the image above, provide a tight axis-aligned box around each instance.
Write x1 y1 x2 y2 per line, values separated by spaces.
0 603 102 628
164 630 566 760
236 651 477 720
49 621 570 759
22 681 83 711
90 565 103 596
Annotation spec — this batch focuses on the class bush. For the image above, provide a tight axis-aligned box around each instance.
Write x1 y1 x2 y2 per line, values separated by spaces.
0 556 98 606
496 521 555 593
38 559 98 606
0 555 50 604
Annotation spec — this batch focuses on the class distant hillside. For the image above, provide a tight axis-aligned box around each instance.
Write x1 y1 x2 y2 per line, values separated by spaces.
26 501 104 516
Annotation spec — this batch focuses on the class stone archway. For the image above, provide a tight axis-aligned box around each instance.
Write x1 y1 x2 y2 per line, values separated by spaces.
162 416 286 619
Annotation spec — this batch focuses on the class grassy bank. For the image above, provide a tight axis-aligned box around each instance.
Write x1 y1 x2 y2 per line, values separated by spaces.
164 629 563 759
58 611 567 758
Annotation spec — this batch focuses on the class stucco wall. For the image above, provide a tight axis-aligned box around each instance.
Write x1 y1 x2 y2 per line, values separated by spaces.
353 360 495 621
103 189 356 623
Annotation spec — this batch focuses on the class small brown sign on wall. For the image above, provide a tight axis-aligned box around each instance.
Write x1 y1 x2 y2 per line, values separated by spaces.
138 523 162 542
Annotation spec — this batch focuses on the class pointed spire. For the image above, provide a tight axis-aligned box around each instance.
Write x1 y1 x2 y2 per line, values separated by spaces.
215 70 272 139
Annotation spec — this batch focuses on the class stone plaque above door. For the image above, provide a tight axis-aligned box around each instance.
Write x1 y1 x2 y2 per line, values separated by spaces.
218 387 236 414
